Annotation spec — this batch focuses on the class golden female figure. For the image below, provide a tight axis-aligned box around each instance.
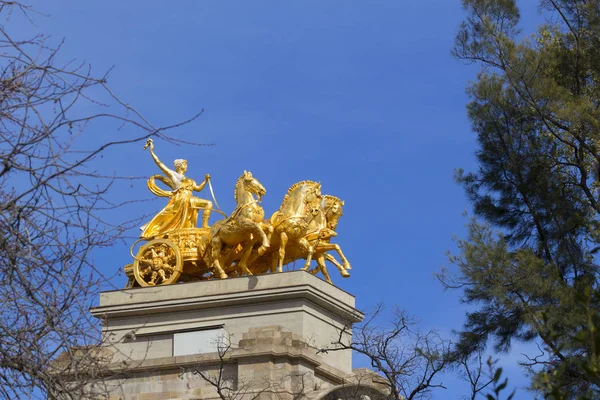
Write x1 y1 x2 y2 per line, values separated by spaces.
140 139 213 238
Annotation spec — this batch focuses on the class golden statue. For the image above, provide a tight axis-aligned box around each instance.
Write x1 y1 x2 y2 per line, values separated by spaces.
247 193 351 284
203 171 273 278
140 138 213 238
300 195 351 284
124 142 351 288
267 180 323 272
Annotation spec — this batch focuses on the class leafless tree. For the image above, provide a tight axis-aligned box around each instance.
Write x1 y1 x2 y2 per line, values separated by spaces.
0 2 201 398
192 335 241 400
190 333 301 400
318 305 453 400
454 352 496 400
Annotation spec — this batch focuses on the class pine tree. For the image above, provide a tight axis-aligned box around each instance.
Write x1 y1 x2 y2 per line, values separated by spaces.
443 0 600 396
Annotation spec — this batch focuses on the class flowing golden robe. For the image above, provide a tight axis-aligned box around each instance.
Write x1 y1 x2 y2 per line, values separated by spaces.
140 178 202 238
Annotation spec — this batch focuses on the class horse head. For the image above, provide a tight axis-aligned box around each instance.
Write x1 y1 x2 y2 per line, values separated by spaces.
323 195 344 231
235 170 267 204
278 180 322 218
308 202 321 217
305 182 322 205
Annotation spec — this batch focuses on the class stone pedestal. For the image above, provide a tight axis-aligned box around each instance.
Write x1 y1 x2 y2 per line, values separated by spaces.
90 271 387 400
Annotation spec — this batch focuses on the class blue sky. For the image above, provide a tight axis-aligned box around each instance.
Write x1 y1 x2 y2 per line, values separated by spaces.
23 1 546 398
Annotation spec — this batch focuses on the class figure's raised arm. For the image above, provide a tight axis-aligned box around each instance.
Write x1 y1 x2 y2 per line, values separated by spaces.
144 139 176 180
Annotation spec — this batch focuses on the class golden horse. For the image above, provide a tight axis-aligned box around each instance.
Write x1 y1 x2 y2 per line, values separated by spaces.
249 193 351 283
250 180 322 274
300 195 351 283
203 171 273 278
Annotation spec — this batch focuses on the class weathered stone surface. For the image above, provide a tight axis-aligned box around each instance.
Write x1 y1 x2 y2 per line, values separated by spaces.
89 271 387 399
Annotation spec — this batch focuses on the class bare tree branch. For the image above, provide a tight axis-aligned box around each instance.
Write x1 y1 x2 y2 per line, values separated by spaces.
0 2 201 398
318 305 453 400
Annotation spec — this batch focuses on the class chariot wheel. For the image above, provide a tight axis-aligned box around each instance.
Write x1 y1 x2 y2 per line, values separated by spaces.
133 238 183 287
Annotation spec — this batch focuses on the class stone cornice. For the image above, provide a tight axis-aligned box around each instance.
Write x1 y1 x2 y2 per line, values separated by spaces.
91 271 364 325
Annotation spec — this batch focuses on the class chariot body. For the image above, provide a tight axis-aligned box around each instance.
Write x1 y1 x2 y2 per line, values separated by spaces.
124 139 351 288
125 227 242 287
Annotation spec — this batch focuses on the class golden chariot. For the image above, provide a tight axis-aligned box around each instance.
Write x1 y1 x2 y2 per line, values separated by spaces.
125 139 351 288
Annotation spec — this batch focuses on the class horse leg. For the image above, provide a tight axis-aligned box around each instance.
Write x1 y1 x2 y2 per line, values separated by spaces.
240 218 270 256
324 253 350 278
316 254 332 284
298 237 314 270
256 225 270 255
277 231 288 273
236 242 254 276
332 243 351 270
261 222 274 244
307 252 323 274
317 242 351 271
241 221 271 275
210 236 228 279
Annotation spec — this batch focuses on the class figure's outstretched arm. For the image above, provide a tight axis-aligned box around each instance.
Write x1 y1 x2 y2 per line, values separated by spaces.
144 139 176 181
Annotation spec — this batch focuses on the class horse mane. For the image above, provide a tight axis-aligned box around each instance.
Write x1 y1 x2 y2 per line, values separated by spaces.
323 194 344 220
279 180 320 212
324 194 343 205
234 173 245 203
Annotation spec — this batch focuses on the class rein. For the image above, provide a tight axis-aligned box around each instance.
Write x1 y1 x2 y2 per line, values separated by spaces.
207 177 228 217
227 198 259 223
